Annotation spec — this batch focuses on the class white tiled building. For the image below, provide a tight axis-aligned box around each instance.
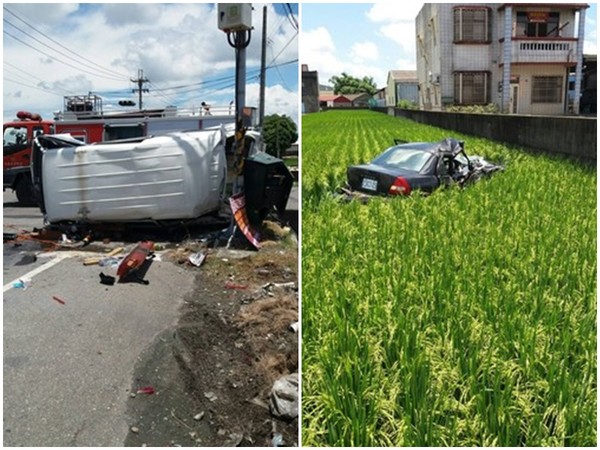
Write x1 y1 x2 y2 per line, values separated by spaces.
416 3 589 114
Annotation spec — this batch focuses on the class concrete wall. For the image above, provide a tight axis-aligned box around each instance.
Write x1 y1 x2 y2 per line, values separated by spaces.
374 107 597 161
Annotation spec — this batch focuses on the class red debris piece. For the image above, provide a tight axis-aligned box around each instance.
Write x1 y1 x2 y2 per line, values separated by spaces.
136 386 155 395
224 281 248 290
52 295 66 305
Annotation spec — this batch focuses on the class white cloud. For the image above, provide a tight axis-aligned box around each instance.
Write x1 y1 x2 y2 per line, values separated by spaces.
302 27 388 87
301 27 336 55
395 58 417 71
103 3 162 27
351 41 380 63
379 22 418 55
4 3 79 25
366 3 422 68
367 3 424 23
246 83 299 125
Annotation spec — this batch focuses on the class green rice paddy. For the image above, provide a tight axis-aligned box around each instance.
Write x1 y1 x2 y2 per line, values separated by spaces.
301 110 597 446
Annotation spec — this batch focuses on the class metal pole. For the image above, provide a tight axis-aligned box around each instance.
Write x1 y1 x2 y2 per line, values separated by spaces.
259 6 267 128
131 68 149 111
501 6 512 114
573 7 586 115
233 31 248 193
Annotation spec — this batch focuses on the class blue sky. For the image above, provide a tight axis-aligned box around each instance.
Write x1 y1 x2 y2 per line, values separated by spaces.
302 2 597 89
3 3 299 123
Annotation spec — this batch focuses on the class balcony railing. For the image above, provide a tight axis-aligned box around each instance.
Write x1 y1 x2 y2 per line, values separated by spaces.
505 38 577 64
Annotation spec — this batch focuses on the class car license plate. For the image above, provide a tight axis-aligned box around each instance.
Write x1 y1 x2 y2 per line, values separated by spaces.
361 178 378 191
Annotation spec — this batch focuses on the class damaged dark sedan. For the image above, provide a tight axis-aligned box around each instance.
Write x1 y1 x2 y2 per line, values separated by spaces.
344 138 503 198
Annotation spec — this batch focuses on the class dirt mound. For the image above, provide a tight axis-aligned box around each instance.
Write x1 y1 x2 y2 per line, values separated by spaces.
174 241 299 446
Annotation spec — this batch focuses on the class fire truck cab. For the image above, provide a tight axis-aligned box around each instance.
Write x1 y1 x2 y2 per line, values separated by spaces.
3 111 54 205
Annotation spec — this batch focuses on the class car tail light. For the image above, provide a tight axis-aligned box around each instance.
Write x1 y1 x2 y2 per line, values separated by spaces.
388 176 411 195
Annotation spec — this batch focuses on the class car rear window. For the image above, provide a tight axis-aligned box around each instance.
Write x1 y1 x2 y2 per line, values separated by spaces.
371 148 432 172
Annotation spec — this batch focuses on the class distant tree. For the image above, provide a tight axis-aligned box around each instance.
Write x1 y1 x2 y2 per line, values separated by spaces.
263 114 298 158
329 72 378 96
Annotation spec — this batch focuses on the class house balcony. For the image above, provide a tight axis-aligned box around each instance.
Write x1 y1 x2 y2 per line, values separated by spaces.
503 38 578 66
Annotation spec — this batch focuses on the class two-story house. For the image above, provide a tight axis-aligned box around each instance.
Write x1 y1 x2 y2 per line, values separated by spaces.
416 3 589 114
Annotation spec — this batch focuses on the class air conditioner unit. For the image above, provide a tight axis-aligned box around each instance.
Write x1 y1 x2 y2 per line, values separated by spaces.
218 4 252 32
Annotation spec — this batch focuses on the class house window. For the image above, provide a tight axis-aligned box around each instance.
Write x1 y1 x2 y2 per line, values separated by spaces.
454 7 490 42
454 72 490 104
532 76 563 103
516 12 560 37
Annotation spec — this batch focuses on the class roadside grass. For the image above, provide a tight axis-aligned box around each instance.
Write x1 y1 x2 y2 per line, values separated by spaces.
301 110 597 446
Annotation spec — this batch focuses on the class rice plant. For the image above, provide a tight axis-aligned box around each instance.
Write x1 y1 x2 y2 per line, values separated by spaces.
302 110 596 446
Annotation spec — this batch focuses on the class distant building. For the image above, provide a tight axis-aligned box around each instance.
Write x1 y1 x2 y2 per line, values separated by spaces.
346 93 372 107
319 93 352 108
416 3 589 114
373 87 387 107
301 64 319 114
386 70 419 106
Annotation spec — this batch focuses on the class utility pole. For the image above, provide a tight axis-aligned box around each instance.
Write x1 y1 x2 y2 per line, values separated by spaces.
219 4 253 192
131 69 149 111
259 6 267 128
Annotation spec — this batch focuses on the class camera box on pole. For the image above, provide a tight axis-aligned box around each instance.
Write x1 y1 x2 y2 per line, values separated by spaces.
218 4 252 32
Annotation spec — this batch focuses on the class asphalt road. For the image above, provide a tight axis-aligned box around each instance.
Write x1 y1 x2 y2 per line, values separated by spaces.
2 185 299 446
3 191 194 446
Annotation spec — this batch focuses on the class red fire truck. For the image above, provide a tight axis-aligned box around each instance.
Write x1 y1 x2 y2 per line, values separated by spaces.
3 94 240 205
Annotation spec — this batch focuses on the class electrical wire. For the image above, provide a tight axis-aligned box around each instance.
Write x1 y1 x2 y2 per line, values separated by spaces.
3 76 67 97
3 29 127 82
284 4 299 31
4 61 56 86
3 6 129 80
266 31 298 70
3 20 127 82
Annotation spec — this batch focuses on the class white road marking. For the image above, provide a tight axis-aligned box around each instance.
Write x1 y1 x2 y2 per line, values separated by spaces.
3 253 71 293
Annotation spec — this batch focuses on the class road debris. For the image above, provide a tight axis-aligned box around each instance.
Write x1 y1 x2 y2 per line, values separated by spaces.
188 251 206 267
224 281 248 290
170 410 193 430
224 431 244 447
193 412 205 421
229 193 261 249
15 253 37 266
4 232 17 242
269 373 298 420
99 257 120 268
136 386 155 395
271 432 284 447
99 273 116 286
52 295 66 305
117 241 154 284
204 391 218 402
289 322 299 333
106 247 123 257
131 426 139 434
11 279 30 289
83 257 101 266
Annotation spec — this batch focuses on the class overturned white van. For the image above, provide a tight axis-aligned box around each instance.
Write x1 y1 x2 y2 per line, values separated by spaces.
31 129 227 224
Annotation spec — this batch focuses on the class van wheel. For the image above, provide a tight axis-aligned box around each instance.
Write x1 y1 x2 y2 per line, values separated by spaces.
15 177 36 206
